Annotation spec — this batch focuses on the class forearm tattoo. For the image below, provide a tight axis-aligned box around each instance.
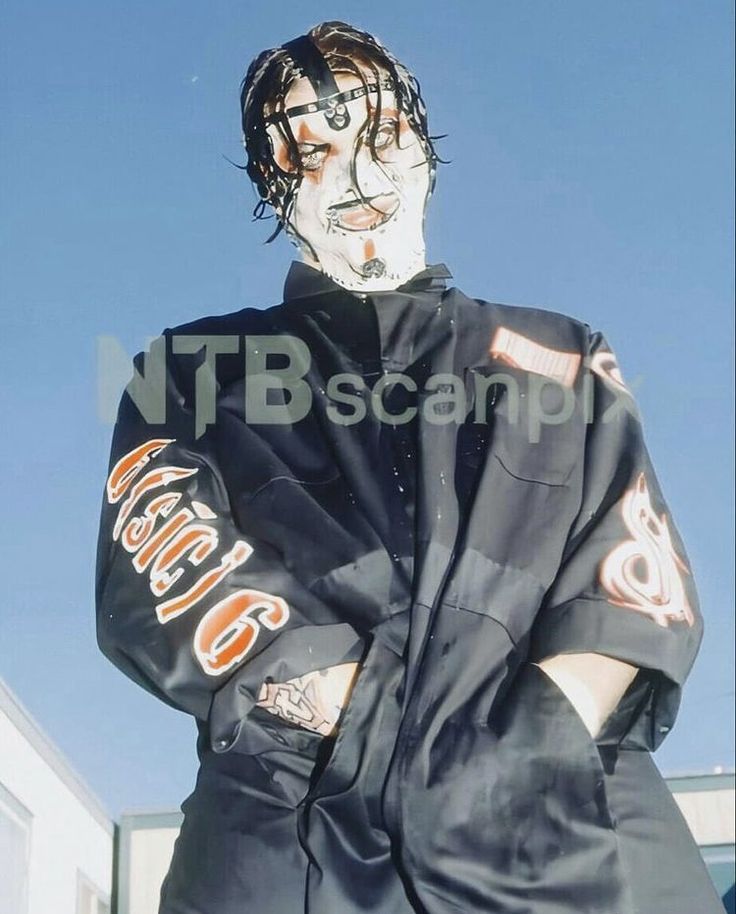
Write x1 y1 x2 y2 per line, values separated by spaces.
255 662 359 736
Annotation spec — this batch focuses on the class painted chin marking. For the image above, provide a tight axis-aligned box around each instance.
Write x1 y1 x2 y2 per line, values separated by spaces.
360 258 387 279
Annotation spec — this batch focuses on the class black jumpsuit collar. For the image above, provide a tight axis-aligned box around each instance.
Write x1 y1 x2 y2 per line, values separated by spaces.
282 260 452 304
281 261 454 374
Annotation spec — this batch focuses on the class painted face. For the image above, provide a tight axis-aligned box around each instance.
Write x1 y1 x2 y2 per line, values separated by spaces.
267 71 432 293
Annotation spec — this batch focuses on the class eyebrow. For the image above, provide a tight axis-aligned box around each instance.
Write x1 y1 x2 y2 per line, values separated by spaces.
368 106 399 119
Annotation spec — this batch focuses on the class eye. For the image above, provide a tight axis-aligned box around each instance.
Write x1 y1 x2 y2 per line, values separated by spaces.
374 120 399 151
298 143 329 172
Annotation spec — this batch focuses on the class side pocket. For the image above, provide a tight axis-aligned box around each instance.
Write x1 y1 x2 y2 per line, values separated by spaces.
479 662 634 910
490 662 615 826
531 663 608 762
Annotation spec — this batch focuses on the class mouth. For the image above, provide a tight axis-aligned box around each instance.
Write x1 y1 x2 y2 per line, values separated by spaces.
327 193 400 232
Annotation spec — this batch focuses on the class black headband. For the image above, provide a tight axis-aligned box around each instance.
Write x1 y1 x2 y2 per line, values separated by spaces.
264 80 393 127
279 34 370 131
282 35 339 99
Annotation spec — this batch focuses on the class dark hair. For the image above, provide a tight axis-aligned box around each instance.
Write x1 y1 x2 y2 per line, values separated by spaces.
240 21 441 241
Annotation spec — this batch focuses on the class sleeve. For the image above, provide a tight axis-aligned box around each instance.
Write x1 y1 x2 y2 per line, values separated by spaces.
528 328 704 751
95 330 362 748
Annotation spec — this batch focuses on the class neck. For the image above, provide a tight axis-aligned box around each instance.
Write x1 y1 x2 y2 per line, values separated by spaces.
299 249 428 294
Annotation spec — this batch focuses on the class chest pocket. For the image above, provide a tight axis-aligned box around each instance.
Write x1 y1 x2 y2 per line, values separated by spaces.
461 367 583 606
472 365 581 487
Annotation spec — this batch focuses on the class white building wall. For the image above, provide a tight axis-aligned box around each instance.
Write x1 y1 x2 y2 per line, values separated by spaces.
673 787 736 846
120 818 182 914
0 681 113 914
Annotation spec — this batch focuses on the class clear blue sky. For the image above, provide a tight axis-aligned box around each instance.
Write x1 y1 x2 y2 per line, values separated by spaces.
1 0 733 817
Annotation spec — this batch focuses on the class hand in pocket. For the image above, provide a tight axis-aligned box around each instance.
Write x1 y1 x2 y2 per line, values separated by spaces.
256 661 360 736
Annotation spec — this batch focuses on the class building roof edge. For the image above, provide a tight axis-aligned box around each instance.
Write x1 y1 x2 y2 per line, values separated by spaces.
0 677 114 835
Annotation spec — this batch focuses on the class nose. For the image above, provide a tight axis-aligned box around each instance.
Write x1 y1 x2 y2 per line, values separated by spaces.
329 140 395 201
354 143 396 197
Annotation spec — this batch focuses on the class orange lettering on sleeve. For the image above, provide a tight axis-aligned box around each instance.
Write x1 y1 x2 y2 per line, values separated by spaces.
121 492 182 552
132 509 194 573
194 589 290 676
156 541 254 623
149 524 220 596
106 439 174 503
113 467 198 540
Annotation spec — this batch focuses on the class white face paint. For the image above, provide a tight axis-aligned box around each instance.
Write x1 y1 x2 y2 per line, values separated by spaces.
267 72 432 293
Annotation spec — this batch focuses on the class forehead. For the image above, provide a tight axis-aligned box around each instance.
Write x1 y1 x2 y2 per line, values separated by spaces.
284 70 371 109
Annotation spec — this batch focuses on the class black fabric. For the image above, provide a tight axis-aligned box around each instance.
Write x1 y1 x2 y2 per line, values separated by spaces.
96 262 720 913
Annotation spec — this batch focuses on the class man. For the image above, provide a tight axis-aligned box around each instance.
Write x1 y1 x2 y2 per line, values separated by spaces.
96 21 723 914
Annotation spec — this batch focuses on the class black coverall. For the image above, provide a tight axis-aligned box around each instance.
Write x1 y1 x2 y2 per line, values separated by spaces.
96 262 723 913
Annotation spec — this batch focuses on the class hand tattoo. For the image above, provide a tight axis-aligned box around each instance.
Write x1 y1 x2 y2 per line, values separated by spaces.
255 662 360 736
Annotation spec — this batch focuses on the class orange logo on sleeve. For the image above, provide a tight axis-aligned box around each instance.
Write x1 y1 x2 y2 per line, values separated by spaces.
599 473 694 627
106 439 290 674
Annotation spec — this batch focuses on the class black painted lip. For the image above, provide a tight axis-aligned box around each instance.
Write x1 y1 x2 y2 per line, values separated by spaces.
327 193 400 232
